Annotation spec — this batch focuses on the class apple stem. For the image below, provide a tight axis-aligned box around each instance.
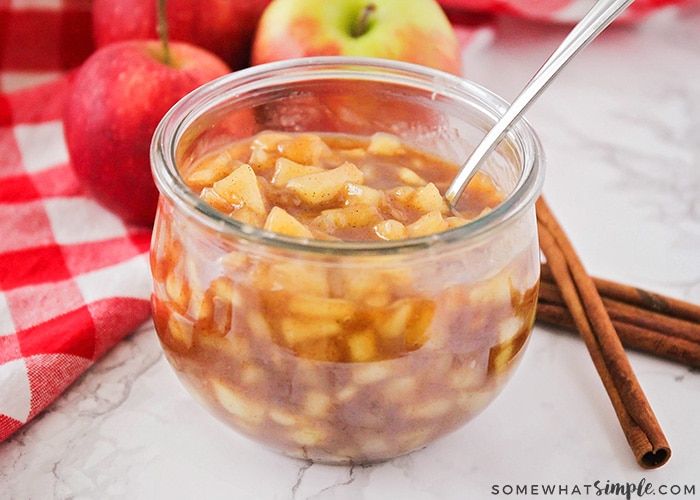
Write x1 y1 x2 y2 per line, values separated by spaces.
157 0 172 65
351 3 376 38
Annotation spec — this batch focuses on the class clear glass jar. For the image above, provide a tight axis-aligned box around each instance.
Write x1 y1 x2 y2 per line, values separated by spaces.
150 57 544 464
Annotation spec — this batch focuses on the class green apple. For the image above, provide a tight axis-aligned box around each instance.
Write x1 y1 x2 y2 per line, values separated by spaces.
252 0 461 74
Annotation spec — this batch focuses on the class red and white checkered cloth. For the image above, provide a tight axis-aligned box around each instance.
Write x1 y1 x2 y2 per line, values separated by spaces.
0 74 153 441
0 0 692 443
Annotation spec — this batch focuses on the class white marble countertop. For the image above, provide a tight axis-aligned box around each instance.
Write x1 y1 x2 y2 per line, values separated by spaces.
2 8 700 500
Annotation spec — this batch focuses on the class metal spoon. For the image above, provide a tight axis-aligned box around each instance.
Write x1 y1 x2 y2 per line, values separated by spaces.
445 0 635 207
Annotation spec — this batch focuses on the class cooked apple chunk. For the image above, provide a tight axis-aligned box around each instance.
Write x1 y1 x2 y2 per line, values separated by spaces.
314 205 381 232
271 158 323 186
342 182 383 206
374 219 407 240
407 211 448 237
264 207 312 238
397 166 426 186
281 317 342 344
347 331 378 362
211 379 265 424
286 162 364 205
213 164 266 215
410 183 445 213
186 151 236 188
200 187 234 212
278 134 331 165
288 294 355 321
368 132 403 155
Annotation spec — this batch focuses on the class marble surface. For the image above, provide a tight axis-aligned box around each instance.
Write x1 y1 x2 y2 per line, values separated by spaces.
2 8 700 500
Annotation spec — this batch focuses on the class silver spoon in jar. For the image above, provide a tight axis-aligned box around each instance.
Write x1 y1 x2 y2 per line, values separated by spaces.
445 0 635 207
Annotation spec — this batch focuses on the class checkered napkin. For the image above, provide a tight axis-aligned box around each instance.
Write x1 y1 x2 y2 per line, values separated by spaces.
0 74 153 442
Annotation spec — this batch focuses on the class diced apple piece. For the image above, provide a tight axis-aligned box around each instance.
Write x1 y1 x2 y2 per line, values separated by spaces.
209 277 236 303
407 211 448 237
248 146 273 171
278 134 331 165
341 270 389 306
384 376 416 401
247 132 292 171
269 408 297 426
347 331 378 362
397 166 426 186
264 207 312 238
290 427 326 446
295 337 343 362
375 300 413 339
336 385 358 402
258 262 329 296
374 219 407 240
200 187 234 212
489 340 518 375
213 164 266 215
410 183 444 213
231 206 264 228
407 300 435 349
368 132 403 155
446 216 469 228
465 171 503 206
342 183 383 206
165 272 189 313
211 378 264 424
477 207 493 218
167 314 193 349
288 294 355 321
252 131 292 150
375 298 435 348
498 316 524 343
270 157 323 186
469 272 512 305
195 278 237 337
304 391 331 417
286 162 364 205
410 399 452 419
197 331 251 359
281 317 341 344
387 185 415 203
353 363 391 384
340 147 366 159
314 205 381 232
186 150 236 188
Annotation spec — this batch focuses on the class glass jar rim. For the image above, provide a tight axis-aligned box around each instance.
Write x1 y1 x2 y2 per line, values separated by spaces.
151 56 544 256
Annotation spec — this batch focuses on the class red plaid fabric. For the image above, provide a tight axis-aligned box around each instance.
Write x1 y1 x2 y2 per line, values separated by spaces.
0 76 152 441
0 0 93 92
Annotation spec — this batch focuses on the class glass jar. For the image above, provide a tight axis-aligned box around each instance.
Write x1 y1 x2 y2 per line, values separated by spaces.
150 57 544 464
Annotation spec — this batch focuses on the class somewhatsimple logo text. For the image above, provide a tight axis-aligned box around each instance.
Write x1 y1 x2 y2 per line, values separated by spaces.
491 479 696 498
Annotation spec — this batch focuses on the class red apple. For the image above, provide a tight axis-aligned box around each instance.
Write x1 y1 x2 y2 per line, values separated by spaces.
64 41 230 226
252 0 461 75
92 0 271 69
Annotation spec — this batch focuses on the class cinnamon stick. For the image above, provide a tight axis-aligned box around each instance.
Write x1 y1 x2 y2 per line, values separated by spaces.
538 280 700 344
541 264 700 324
536 302 700 368
536 197 671 469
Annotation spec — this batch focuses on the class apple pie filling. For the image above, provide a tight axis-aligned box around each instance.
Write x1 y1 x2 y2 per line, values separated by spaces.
151 131 539 463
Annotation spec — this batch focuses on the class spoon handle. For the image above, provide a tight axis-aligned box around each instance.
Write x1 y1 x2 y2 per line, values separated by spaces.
445 0 635 205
